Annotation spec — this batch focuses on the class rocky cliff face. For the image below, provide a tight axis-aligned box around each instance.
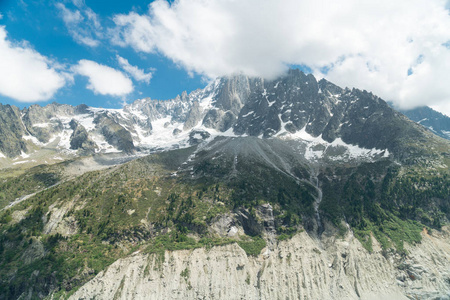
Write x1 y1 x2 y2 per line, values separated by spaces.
70 226 450 300
1 69 443 167
69 120 96 153
0 104 26 158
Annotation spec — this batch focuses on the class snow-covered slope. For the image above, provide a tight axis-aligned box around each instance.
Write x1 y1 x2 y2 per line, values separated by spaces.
1 69 443 168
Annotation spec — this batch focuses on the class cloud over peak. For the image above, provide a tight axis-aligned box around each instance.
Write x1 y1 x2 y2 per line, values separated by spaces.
110 0 450 112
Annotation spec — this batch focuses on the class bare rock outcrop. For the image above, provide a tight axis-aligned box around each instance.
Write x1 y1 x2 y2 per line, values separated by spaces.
69 227 450 300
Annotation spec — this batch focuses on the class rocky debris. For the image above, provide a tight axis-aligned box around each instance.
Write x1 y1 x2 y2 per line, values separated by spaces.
398 261 428 281
69 227 450 300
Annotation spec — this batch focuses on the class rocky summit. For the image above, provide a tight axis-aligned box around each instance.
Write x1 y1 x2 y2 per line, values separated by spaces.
0 70 449 300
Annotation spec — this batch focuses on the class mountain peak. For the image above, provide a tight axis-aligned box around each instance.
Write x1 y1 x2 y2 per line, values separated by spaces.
0 70 448 167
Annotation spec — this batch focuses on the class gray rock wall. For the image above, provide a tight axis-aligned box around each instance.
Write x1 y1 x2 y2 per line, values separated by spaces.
70 227 450 300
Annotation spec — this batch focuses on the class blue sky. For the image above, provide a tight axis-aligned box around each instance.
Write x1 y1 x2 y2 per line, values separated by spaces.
0 0 205 109
0 0 449 115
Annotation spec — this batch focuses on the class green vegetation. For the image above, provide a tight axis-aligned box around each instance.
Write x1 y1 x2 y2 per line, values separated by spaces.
0 164 60 209
0 138 448 299
320 161 449 252
237 236 267 256
144 233 234 258
180 267 190 279
353 215 423 253
277 230 302 242
0 148 276 299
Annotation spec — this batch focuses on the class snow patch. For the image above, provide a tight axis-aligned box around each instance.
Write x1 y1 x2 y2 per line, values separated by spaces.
275 113 290 137
74 114 96 131
57 128 73 150
89 133 121 153
32 123 51 128
242 111 254 118
23 135 45 146
262 89 267 97
284 127 389 161
13 159 37 165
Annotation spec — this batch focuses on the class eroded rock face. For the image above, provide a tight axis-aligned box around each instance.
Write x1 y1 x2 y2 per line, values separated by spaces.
0 104 27 158
183 101 203 130
69 120 97 153
94 113 135 154
69 227 450 300
22 103 74 143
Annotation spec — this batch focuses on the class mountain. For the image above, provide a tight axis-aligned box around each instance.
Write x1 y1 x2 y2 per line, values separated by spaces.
0 70 449 300
1 69 445 168
397 105 450 140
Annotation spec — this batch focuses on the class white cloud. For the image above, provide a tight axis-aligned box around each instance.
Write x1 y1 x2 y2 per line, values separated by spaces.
73 59 133 96
56 2 102 47
0 26 67 102
117 55 153 84
110 0 450 115
72 0 85 9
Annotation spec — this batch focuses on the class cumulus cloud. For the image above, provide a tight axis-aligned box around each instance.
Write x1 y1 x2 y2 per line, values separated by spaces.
73 59 133 96
56 2 102 47
0 26 67 102
117 55 153 84
110 0 450 114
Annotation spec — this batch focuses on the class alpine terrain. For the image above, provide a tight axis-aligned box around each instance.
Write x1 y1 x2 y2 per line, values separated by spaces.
0 69 449 300
397 106 450 141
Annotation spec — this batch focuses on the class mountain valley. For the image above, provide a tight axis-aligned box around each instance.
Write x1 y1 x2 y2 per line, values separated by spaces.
0 70 449 299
